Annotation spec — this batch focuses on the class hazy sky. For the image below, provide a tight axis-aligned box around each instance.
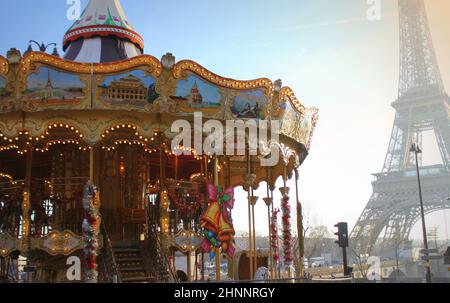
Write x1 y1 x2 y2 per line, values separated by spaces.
0 0 449 241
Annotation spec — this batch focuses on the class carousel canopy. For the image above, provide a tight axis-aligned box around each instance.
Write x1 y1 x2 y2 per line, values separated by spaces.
63 0 144 63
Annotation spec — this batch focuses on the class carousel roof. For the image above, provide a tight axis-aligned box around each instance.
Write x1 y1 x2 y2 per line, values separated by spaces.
63 0 144 63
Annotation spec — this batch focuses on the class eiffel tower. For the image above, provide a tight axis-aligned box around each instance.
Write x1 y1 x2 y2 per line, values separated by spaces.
350 0 450 255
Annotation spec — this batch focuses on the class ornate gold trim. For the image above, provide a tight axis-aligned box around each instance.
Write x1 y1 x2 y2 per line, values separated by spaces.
279 86 319 150
0 233 21 257
279 87 311 115
171 229 204 253
0 55 8 75
307 109 319 150
173 60 274 93
20 52 162 77
29 230 83 256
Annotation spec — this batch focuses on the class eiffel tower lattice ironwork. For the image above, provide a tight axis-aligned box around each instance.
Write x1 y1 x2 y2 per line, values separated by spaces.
350 0 450 255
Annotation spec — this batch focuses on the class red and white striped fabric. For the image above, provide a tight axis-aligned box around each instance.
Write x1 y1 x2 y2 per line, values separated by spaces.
63 0 144 63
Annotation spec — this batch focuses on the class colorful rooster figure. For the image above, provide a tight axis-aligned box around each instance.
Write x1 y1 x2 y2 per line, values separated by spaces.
200 183 236 259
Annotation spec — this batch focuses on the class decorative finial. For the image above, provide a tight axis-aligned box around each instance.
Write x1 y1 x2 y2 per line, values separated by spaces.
161 53 176 70
7 48 22 64
274 79 283 92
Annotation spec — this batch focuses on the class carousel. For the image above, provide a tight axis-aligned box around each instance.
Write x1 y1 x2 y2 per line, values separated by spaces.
0 0 318 283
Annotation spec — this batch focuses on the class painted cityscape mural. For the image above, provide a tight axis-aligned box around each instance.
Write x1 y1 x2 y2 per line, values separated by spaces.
171 74 222 115
23 67 85 103
231 89 268 119
99 70 158 106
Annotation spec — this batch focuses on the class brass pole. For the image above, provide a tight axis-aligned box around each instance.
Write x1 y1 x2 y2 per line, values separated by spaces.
204 157 209 181
213 156 221 281
270 186 281 279
266 168 273 279
294 168 304 280
225 156 234 280
282 165 289 279
24 148 33 192
89 147 94 182
159 145 164 188
22 147 33 252
252 197 257 273
174 155 178 180
201 252 205 281
187 252 192 282
249 156 258 275
172 250 176 277
246 153 254 280
194 252 198 281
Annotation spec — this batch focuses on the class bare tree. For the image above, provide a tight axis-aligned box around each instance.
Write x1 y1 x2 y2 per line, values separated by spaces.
350 237 373 279
304 226 331 261
293 203 312 275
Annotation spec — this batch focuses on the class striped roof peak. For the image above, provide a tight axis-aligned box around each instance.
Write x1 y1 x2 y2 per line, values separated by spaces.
68 0 134 31
63 0 144 57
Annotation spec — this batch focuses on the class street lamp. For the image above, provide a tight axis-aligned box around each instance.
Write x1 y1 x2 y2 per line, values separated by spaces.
410 143 432 283
24 40 59 57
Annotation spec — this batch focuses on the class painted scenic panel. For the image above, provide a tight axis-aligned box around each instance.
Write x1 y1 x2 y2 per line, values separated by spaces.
23 67 85 103
171 74 222 115
0 77 9 100
99 70 158 106
280 100 313 144
231 89 268 120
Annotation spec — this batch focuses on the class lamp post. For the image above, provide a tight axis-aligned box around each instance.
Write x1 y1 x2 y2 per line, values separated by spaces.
25 40 59 57
410 143 432 283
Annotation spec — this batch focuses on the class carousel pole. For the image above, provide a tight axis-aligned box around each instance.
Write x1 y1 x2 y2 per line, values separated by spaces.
225 156 235 279
280 164 293 279
213 155 221 281
89 147 94 182
159 142 165 189
250 156 258 276
174 155 178 180
204 156 209 181
246 152 254 280
186 251 192 282
264 168 274 279
272 186 281 279
22 144 33 255
194 252 198 281
201 252 205 281
294 168 304 279
251 193 257 274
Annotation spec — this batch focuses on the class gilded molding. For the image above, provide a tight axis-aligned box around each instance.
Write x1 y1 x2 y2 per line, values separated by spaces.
173 60 274 94
29 230 87 256
0 112 172 146
0 55 8 75
170 229 204 253
279 86 315 116
20 52 162 77
0 233 21 257
279 86 319 150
